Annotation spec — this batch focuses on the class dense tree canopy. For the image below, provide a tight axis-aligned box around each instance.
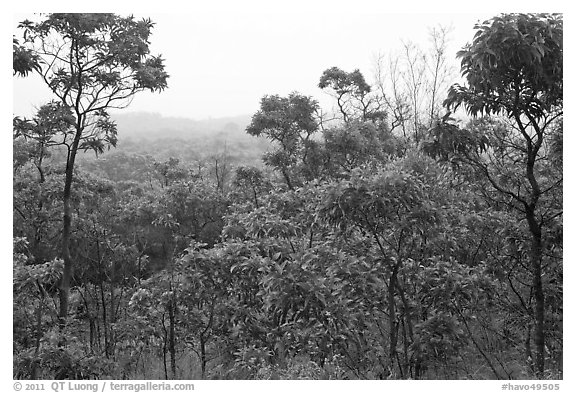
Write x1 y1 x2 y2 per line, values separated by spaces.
14 13 169 329
431 12 563 376
445 13 562 119
13 13 562 381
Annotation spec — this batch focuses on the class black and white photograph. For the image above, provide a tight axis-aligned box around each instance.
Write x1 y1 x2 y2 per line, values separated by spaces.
9 1 566 389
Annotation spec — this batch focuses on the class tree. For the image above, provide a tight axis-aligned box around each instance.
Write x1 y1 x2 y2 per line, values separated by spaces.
425 25 454 127
210 148 232 193
373 25 455 141
319 67 368 122
400 41 427 141
322 120 398 174
319 67 387 124
437 13 563 376
13 38 39 77
232 166 271 208
16 13 169 329
320 162 439 377
246 92 319 189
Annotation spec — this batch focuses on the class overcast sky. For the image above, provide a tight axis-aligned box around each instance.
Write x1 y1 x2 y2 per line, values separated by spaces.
4 4 572 378
13 11 497 120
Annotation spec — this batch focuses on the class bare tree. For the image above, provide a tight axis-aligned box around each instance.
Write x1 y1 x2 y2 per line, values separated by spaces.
373 25 455 142
211 142 232 193
374 53 411 138
425 25 455 127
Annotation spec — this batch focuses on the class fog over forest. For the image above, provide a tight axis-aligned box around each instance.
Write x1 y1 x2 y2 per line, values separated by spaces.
12 11 563 387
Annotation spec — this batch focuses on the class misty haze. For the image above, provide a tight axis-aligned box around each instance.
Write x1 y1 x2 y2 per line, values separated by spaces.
12 12 563 384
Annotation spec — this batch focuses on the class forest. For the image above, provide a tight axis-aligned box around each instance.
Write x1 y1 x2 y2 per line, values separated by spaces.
12 13 562 380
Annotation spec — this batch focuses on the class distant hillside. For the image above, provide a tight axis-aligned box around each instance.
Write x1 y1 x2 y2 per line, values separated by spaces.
111 112 253 140
91 111 270 168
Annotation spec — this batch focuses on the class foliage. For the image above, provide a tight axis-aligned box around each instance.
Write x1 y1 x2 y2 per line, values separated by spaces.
323 120 399 174
15 13 170 329
246 92 319 188
13 38 39 77
432 12 562 376
445 13 562 118
13 12 562 381
319 67 381 122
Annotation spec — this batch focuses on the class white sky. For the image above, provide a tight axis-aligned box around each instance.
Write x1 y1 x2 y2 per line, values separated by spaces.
12 10 494 120
3 2 575 391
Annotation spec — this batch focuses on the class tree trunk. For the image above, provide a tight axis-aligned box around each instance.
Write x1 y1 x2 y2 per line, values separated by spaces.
31 282 46 380
388 269 399 376
396 279 415 377
162 316 169 380
32 147 46 259
168 299 177 378
58 190 73 330
526 208 545 376
281 168 293 190
99 279 110 358
523 126 545 376
58 125 82 330
200 335 206 379
252 185 259 208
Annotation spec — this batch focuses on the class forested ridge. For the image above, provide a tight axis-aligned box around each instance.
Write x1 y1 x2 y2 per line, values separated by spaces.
13 13 562 380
